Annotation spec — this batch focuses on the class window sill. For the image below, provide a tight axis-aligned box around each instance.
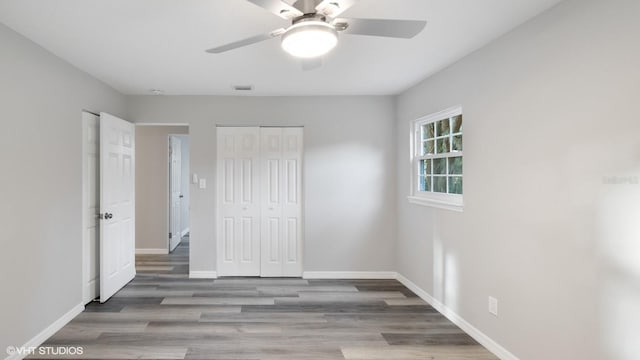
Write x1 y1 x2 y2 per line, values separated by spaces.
407 195 463 212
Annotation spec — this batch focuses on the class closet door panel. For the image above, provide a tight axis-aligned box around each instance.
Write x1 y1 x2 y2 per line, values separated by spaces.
281 128 303 276
260 128 284 277
216 127 261 276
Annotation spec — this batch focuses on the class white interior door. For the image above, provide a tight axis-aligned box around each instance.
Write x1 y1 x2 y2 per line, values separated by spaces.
216 127 261 276
100 112 136 302
82 111 100 304
260 128 303 277
169 136 182 252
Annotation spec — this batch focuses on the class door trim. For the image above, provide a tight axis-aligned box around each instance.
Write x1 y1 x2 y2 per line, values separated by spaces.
81 111 99 304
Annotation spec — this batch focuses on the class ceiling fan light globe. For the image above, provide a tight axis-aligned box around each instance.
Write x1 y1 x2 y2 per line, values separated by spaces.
281 21 338 58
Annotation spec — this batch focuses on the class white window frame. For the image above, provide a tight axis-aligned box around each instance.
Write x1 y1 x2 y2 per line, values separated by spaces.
408 105 463 212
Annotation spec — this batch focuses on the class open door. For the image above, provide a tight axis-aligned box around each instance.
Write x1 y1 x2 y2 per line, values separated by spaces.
100 112 135 302
169 136 182 252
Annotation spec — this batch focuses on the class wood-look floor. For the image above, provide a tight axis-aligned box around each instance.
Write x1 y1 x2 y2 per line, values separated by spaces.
31 236 497 359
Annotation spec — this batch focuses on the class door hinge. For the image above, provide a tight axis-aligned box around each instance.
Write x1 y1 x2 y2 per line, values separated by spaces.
169 232 172 239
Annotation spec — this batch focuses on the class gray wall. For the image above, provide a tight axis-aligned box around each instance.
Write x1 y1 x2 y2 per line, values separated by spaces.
0 24 126 352
5 1 638 357
135 126 188 251
395 0 640 359
126 96 397 274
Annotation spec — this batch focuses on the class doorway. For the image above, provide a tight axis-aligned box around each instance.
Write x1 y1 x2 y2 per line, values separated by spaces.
134 125 189 257
216 127 304 277
82 111 136 304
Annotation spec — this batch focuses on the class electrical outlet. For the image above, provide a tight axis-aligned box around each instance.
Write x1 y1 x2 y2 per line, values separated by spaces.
488 296 498 316
199 178 207 189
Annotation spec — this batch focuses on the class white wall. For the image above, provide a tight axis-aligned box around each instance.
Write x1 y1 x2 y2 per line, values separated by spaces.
0 23 126 352
135 126 188 251
126 96 397 275
395 0 640 359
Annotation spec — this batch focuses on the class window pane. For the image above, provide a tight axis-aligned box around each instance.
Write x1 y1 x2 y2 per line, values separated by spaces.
448 157 462 175
449 176 463 194
419 172 432 191
436 119 450 137
420 159 432 175
452 135 463 152
422 140 434 155
452 115 462 134
433 158 446 174
422 123 435 140
436 137 450 154
434 176 447 193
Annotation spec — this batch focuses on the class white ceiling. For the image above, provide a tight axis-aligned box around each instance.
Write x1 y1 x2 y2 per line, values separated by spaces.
0 0 561 96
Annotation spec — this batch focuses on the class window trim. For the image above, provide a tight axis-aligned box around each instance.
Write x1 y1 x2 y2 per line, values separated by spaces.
408 105 464 212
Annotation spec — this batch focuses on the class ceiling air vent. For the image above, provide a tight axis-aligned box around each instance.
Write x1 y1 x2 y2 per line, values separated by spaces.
233 85 254 91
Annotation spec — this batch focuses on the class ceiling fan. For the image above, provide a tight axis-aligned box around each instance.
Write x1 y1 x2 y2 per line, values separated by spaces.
206 0 427 61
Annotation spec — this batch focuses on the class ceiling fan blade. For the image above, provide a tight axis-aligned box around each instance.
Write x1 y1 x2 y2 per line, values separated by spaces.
206 28 286 54
315 0 358 17
335 18 427 39
246 0 303 20
301 57 323 71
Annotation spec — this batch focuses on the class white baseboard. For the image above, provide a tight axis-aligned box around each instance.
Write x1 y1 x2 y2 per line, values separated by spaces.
181 228 190 237
135 248 168 255
189 271 217 279
302 271 397 279
5 303 84 360
395 273 519 360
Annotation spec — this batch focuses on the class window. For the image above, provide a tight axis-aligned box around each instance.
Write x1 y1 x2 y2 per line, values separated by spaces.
408 106 463 211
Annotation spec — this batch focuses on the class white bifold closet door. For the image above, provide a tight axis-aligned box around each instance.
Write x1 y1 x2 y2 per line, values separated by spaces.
260 128 303 277
217 127 262 276
216 127 303 277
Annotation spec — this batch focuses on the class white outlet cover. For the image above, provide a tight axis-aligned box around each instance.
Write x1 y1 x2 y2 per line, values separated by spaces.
489 296 498 316
199 178 207 189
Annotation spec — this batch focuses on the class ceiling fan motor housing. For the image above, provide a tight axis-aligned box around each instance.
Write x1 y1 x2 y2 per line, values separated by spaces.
293 0 325 14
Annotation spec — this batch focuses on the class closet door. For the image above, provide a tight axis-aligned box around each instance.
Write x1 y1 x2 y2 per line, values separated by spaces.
216 127 261 276
260 128 303 277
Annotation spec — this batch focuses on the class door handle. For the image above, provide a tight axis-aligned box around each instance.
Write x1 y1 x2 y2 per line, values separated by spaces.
101 213 113 220
179 194 184 198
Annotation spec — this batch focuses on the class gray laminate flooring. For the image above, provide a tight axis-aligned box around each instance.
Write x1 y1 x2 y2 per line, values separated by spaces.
30 236 497 359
